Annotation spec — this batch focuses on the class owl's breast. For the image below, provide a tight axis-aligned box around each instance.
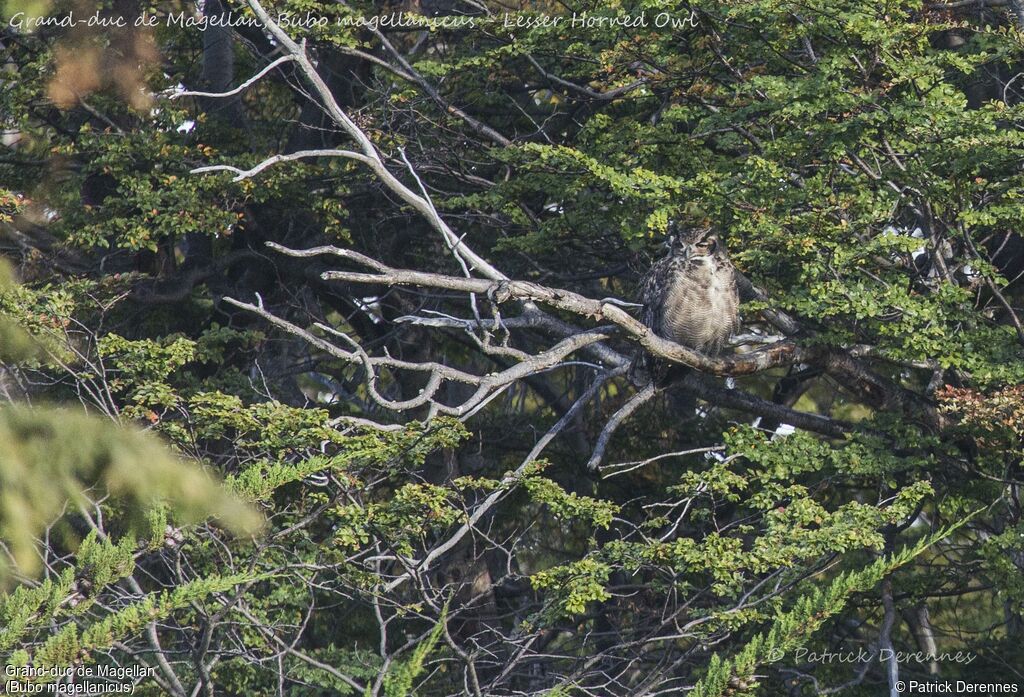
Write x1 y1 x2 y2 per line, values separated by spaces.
661 260 739 354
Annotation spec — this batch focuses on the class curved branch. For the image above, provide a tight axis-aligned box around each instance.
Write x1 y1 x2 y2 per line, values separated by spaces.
223 294 613 418
192 149 371 181
168 55 297 101
587 382 658 471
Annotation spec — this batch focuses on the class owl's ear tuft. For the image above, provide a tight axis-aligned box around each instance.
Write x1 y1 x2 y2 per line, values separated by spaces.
665 231 687 255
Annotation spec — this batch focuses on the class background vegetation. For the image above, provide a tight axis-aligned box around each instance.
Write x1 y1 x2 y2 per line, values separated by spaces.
1 0 1023 695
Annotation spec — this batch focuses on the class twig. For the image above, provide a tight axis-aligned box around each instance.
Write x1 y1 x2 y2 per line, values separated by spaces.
192 148 371 181
602 446 724 478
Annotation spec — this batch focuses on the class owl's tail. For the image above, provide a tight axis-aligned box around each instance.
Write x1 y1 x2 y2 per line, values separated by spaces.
630 354 698 416
663 365 697 416
627 350 653 385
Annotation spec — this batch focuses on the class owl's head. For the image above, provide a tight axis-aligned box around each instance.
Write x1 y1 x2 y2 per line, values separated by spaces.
665 224 723 261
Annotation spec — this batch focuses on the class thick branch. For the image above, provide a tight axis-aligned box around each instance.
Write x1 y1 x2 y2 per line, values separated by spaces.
315 253 813 377
682 372 856 439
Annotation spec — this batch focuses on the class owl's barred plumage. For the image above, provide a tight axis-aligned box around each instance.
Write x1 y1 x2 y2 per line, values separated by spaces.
637 227 740 386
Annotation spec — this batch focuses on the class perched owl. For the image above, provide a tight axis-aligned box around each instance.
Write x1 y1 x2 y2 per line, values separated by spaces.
637 226 740 388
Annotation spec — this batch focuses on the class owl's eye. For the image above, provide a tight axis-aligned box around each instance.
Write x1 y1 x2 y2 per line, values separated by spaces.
697 236 717 253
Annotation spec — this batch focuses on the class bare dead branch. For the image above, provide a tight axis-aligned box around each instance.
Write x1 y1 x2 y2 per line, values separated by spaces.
242 0 507 283
168 55 297 101
587 382 658 472
223 295 613 418
192 148 371 180
315 253 813 376
384 367 619 593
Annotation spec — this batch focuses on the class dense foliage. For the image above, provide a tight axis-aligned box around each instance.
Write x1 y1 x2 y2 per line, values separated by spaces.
1 0 1023 695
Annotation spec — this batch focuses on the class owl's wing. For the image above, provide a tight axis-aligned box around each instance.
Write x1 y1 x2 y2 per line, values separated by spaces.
639 255 673 338
721 262 741 338
633 255 675 384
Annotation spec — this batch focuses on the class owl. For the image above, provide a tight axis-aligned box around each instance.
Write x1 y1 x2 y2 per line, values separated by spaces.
637 226 740 385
